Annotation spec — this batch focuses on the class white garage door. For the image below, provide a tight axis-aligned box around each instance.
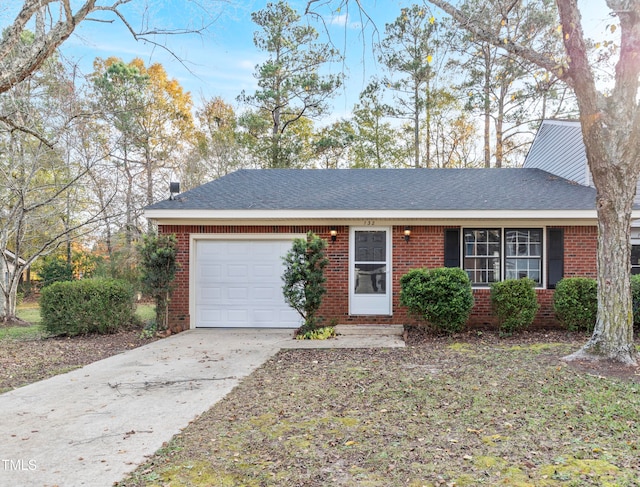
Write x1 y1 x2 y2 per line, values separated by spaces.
194 239 301 328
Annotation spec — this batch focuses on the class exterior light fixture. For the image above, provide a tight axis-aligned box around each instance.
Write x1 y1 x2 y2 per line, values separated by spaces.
404 226 411 242
330 227 338 242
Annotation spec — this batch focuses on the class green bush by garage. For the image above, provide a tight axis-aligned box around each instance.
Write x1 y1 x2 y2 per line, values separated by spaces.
40 278 136 336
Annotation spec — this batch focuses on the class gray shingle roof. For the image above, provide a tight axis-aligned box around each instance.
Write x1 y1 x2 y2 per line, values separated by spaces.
147 168 596 212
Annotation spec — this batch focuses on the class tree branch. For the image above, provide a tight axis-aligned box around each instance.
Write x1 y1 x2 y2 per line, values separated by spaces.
0 0 217 95
427 0 571 84
0 114 55 148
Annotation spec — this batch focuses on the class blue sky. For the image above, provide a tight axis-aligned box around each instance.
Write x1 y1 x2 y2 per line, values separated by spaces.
43 0 616 120
58 0 408 118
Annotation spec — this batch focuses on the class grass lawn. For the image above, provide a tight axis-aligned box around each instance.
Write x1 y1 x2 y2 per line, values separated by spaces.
118 337 640 487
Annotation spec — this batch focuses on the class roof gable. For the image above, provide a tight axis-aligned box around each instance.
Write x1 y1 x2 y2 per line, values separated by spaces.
523 120 588 186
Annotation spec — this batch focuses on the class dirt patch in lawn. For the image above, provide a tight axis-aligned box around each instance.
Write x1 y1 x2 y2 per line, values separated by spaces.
0 327 159 393
117 330 640 487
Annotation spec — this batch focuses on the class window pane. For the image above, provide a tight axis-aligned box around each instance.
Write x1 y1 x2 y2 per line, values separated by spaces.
464 256 499 285
464 229 500 285
505 258 541 284
506 229 541 257
355 231 386 262
354 264 386 294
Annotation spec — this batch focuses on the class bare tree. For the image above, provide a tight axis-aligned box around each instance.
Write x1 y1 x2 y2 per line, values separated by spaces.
0 58 111 321
0 0 216 95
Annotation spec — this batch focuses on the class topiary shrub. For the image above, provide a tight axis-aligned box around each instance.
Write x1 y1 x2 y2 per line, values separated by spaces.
631 275 640 332
490 278 539 335
282 231 329 334
553 277 598 332
138 233 178 331
40 278 135 336
400 267 474 334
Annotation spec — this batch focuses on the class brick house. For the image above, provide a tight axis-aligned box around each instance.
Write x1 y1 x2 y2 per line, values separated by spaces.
145 167 608 334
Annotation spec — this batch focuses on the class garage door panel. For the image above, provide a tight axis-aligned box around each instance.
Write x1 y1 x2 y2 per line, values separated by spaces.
197 307 222 326
253 263 278 276
226 286 248 300
195 239 301 328
227 309 249 324
199 264 222 282
253 286 278 300
199 286 221 301
227 264 249 279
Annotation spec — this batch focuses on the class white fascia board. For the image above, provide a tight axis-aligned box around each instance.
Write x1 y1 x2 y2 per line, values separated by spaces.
145 208 602 224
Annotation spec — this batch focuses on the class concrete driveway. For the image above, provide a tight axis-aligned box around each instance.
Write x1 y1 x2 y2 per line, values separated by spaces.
0 327 403 487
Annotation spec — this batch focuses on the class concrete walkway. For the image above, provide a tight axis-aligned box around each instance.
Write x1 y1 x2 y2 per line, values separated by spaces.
0 327 404 487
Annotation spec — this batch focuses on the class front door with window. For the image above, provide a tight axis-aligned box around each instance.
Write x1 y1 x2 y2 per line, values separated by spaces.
350 228 391 315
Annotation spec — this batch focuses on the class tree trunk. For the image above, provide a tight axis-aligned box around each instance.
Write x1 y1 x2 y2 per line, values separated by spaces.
483 43 491 168
414 84 421 168
425 77 431 168
1 270 20 322
565 161 637 364
556 0 640 365
145 143 154 234
494 87 504 168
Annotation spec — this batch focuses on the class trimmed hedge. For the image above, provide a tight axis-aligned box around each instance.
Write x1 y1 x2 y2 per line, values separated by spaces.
400 267 474 334
40 278 135 336
490 278 539 335
553 277 598 332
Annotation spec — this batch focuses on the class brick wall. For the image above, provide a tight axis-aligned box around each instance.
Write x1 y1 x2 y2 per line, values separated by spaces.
158 224 598 333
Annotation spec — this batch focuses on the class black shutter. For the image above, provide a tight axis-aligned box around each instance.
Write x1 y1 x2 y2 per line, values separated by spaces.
547 228 564 289
444 228 460 268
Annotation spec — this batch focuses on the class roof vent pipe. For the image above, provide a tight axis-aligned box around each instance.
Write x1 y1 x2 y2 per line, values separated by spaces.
169 182 180 200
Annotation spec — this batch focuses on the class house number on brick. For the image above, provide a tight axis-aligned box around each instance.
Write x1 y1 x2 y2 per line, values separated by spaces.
363 220 376 226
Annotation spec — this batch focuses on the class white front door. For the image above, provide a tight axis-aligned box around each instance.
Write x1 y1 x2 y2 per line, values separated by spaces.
349 227 392 315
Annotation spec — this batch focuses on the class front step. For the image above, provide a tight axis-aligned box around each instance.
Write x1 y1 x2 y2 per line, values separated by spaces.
334 325 404 336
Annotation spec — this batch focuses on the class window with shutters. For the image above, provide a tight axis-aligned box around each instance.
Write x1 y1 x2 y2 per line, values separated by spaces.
461 228 543 286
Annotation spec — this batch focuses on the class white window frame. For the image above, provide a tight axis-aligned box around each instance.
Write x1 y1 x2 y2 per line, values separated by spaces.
462 227 544 288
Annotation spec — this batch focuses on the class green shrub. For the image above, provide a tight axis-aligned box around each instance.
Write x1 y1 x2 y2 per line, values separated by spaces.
400 267 474 334
282 232 329 334
39 257 74 287
296 326 335 340
40 278 135 336
553 277 598 332
490 278 539 335
138 233 178 331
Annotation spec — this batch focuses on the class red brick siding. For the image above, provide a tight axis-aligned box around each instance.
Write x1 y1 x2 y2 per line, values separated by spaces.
158 224 598 333
562 226 598 278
